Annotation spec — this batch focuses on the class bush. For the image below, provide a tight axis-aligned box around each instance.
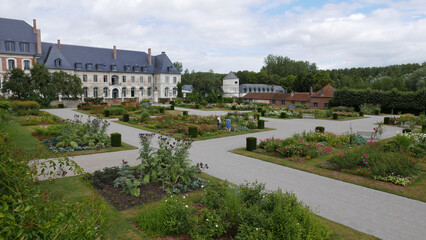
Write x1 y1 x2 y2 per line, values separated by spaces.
104 109 110 117
280 112 287 118
111 133 122 147
257 107 262 113
261 110 266 116
140 111 150 122
246 137 257 151
159 107 165 114
325 109 333 118
170 105 175 110
402 128 412 133
105 107 125 116
423 124 426 133
383 117 390 124
188 126 198 138
258 119 265 129
123 114 129 122
315 126 325 133
332 113 338 120
359 111 364 117
195 104 200 109
183 111 188 116
374 109 380 115
231 105 237 110
57 103 64 108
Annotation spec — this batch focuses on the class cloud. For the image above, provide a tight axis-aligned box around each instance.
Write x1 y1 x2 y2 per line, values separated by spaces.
0 0 424 73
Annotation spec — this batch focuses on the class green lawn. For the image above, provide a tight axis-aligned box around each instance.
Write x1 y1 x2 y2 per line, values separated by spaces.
39 173 379 240
233 148 426 202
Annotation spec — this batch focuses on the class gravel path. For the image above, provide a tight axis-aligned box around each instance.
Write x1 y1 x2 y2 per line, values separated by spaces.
43 108 426 240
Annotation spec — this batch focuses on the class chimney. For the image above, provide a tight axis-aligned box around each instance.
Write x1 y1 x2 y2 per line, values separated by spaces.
33 19 37 33
161 51 166 54
36 29 42 54
148 48 151 65
113 45 117 59
57 39 61 51
309 86 313 95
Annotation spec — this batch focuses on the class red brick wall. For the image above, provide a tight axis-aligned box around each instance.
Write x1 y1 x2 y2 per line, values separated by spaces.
310 97 331 109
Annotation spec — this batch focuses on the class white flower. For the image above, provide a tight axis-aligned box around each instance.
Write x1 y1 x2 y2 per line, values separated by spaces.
185 205 188 208
183 196 186 199
215 224 218 228
256 228 258 231
206 218 209 221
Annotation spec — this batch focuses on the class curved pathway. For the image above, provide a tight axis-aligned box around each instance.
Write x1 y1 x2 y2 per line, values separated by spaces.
43 108 426 240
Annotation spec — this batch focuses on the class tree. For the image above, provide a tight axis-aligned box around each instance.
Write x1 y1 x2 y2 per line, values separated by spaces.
177 82 183 98
2 68 34 99
173 62 183 73
31 62 57 104
313 71 332 91
292 72 315 92
52 71 83 98
261 55 317 77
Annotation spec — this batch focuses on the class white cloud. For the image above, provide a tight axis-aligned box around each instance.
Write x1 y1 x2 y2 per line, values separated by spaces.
0 0 425 73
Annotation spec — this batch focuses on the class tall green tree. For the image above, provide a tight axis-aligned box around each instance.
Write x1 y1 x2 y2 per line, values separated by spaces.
261 55 317 77
2 68 34 99
31 62 57 104
173 62 183 73
52 71 83 98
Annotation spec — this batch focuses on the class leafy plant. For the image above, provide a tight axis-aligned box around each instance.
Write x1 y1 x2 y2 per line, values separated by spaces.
113 164 141 196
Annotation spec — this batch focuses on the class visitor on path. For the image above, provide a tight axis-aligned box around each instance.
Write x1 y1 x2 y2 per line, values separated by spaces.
217 116 221 129
226 118 231 132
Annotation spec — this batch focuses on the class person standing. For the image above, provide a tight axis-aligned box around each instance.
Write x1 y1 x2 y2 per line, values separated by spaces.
217 116 221 130
226 118 231 132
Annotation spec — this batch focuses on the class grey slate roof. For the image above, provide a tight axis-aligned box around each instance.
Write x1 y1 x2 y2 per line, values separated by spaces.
240 84 286 93
40 42 181 74
0 18 38 55
223 72 239 80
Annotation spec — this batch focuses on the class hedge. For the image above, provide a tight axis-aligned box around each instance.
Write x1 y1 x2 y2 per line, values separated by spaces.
111 133 122 147
330 88 426 113
11 101 40 111
422 124 426 133
246 137 257 151
402 129 412 133
258 120 265 129
57 103 64 108
359 111 364 117
105 107 125 116
332 113 338 120
123 114 129 122
183 111 188 116
315 126 325 133
383 117 390 124
280 112 287 118
170 105 175 110
188 126 197 138
104 109 110 117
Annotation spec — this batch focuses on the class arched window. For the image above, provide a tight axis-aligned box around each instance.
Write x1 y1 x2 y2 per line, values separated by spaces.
103 87 108 97
164 87 169 97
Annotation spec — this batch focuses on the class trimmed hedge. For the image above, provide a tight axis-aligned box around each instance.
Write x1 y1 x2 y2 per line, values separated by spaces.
383 117 390 124
195 104 200 109
111 133 122 147
159 107 165 114
188 126 197 138
231 105 237 110
374 109 380 115
257 107 262 113
402 129 412 133
315 126 325 133
280 112 287 118
58 103 64 108
258 120 265 129
11 101 40 111
332 113 338 120
359 111 364 117
104 109 110 117
105 107 125 116
261 110 266 117
123 114 129 122
246 137 257 151
170 105 175 110
183 111 188 116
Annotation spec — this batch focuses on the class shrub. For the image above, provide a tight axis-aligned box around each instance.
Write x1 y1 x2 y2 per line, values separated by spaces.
183 111 189 116
159 107 165 114
257 107 262 113
423 124 426 133
111 133 122 147
261 110 266 116
332 113 338 120
374 109 380 115
195 104 200 109
170 100 175 105
140 111 150 122
57 103 64 108
246 137 257 151
123 114 130 122
231 105 237 110
384 117 390 124
105 107 125 116
280 112 287 118
359 111 364 117
315 126 325 133
170 105 175 110
402 129 412 133
104 109 110 117
258 120 265 129
188 126 198 138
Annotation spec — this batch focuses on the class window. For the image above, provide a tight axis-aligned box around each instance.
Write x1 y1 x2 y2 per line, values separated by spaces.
7 59 15 70
313 102 318 108
148 76 152 83
173 88 177 96
93 87 98 98
93 75 98 82
165 76 169 83
75 62 82 70
140 76 143 83
23 60 31 70
131 87 135 97
324 103 328 109
103 75 108 82
124 65 131 72
111 65 117 71
291 101 295 104
83 74 88 82
131 76 135 83
164 87 169 97
96 64 103 71
103 87 108 97
272 100 276 105
5 41 15 51
142 66 148 73
139 87 144 96
281 100 285 105
122 88 126 97
168 66 173 73
86 63 93 70
122 76 126 82
83 87 88 98
235 81 238 84
55 58 62 67
147 87 152 96
20 42 30 52
134 66 140 72
173 77 177 84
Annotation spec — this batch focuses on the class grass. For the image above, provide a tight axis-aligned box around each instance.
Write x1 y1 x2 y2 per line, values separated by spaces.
232 148 426 202
2 116 137 159
39 172 379 240
114 120 274 141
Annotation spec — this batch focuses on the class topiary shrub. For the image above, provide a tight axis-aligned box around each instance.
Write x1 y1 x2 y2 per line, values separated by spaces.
231 105 237 110
383 117 390 124
58 103 64 108
374 109 380 115
111 133 121 147
280 112 287 118
246 137 257 151
332 113 338 120
255 113 260 120
170 105 175 110
123 114 129 122
261 110 266 117
159 107 165 114
258 120 265 129
140 111 150 122
257 107 262 113
402 129 412 133
359 111 364 117
188 126 198 138
104 109 110 117
195 104 200 109
170 100 175 105
315 126 325 133
183 111 188 116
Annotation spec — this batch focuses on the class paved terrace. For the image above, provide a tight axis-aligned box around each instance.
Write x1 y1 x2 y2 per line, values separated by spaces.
43 108 426 240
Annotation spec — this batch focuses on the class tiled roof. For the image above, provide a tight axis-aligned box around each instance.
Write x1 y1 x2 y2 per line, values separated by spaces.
311 84 334 98
240 84 286 93
0 18 38 55
223 72 238 80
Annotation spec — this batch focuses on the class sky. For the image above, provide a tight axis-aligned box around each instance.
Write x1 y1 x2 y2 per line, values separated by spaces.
1 0 425 73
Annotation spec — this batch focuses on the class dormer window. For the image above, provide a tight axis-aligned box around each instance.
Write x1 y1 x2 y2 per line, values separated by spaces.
142 66 148 73
19 42 30 52
96 64 103 71
133 66 140 72
167 65 173 73
111 64 117 71
86 63 93 70
54 58 62 67
5 41 15 51
124 65 131 72
75 62 82 70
